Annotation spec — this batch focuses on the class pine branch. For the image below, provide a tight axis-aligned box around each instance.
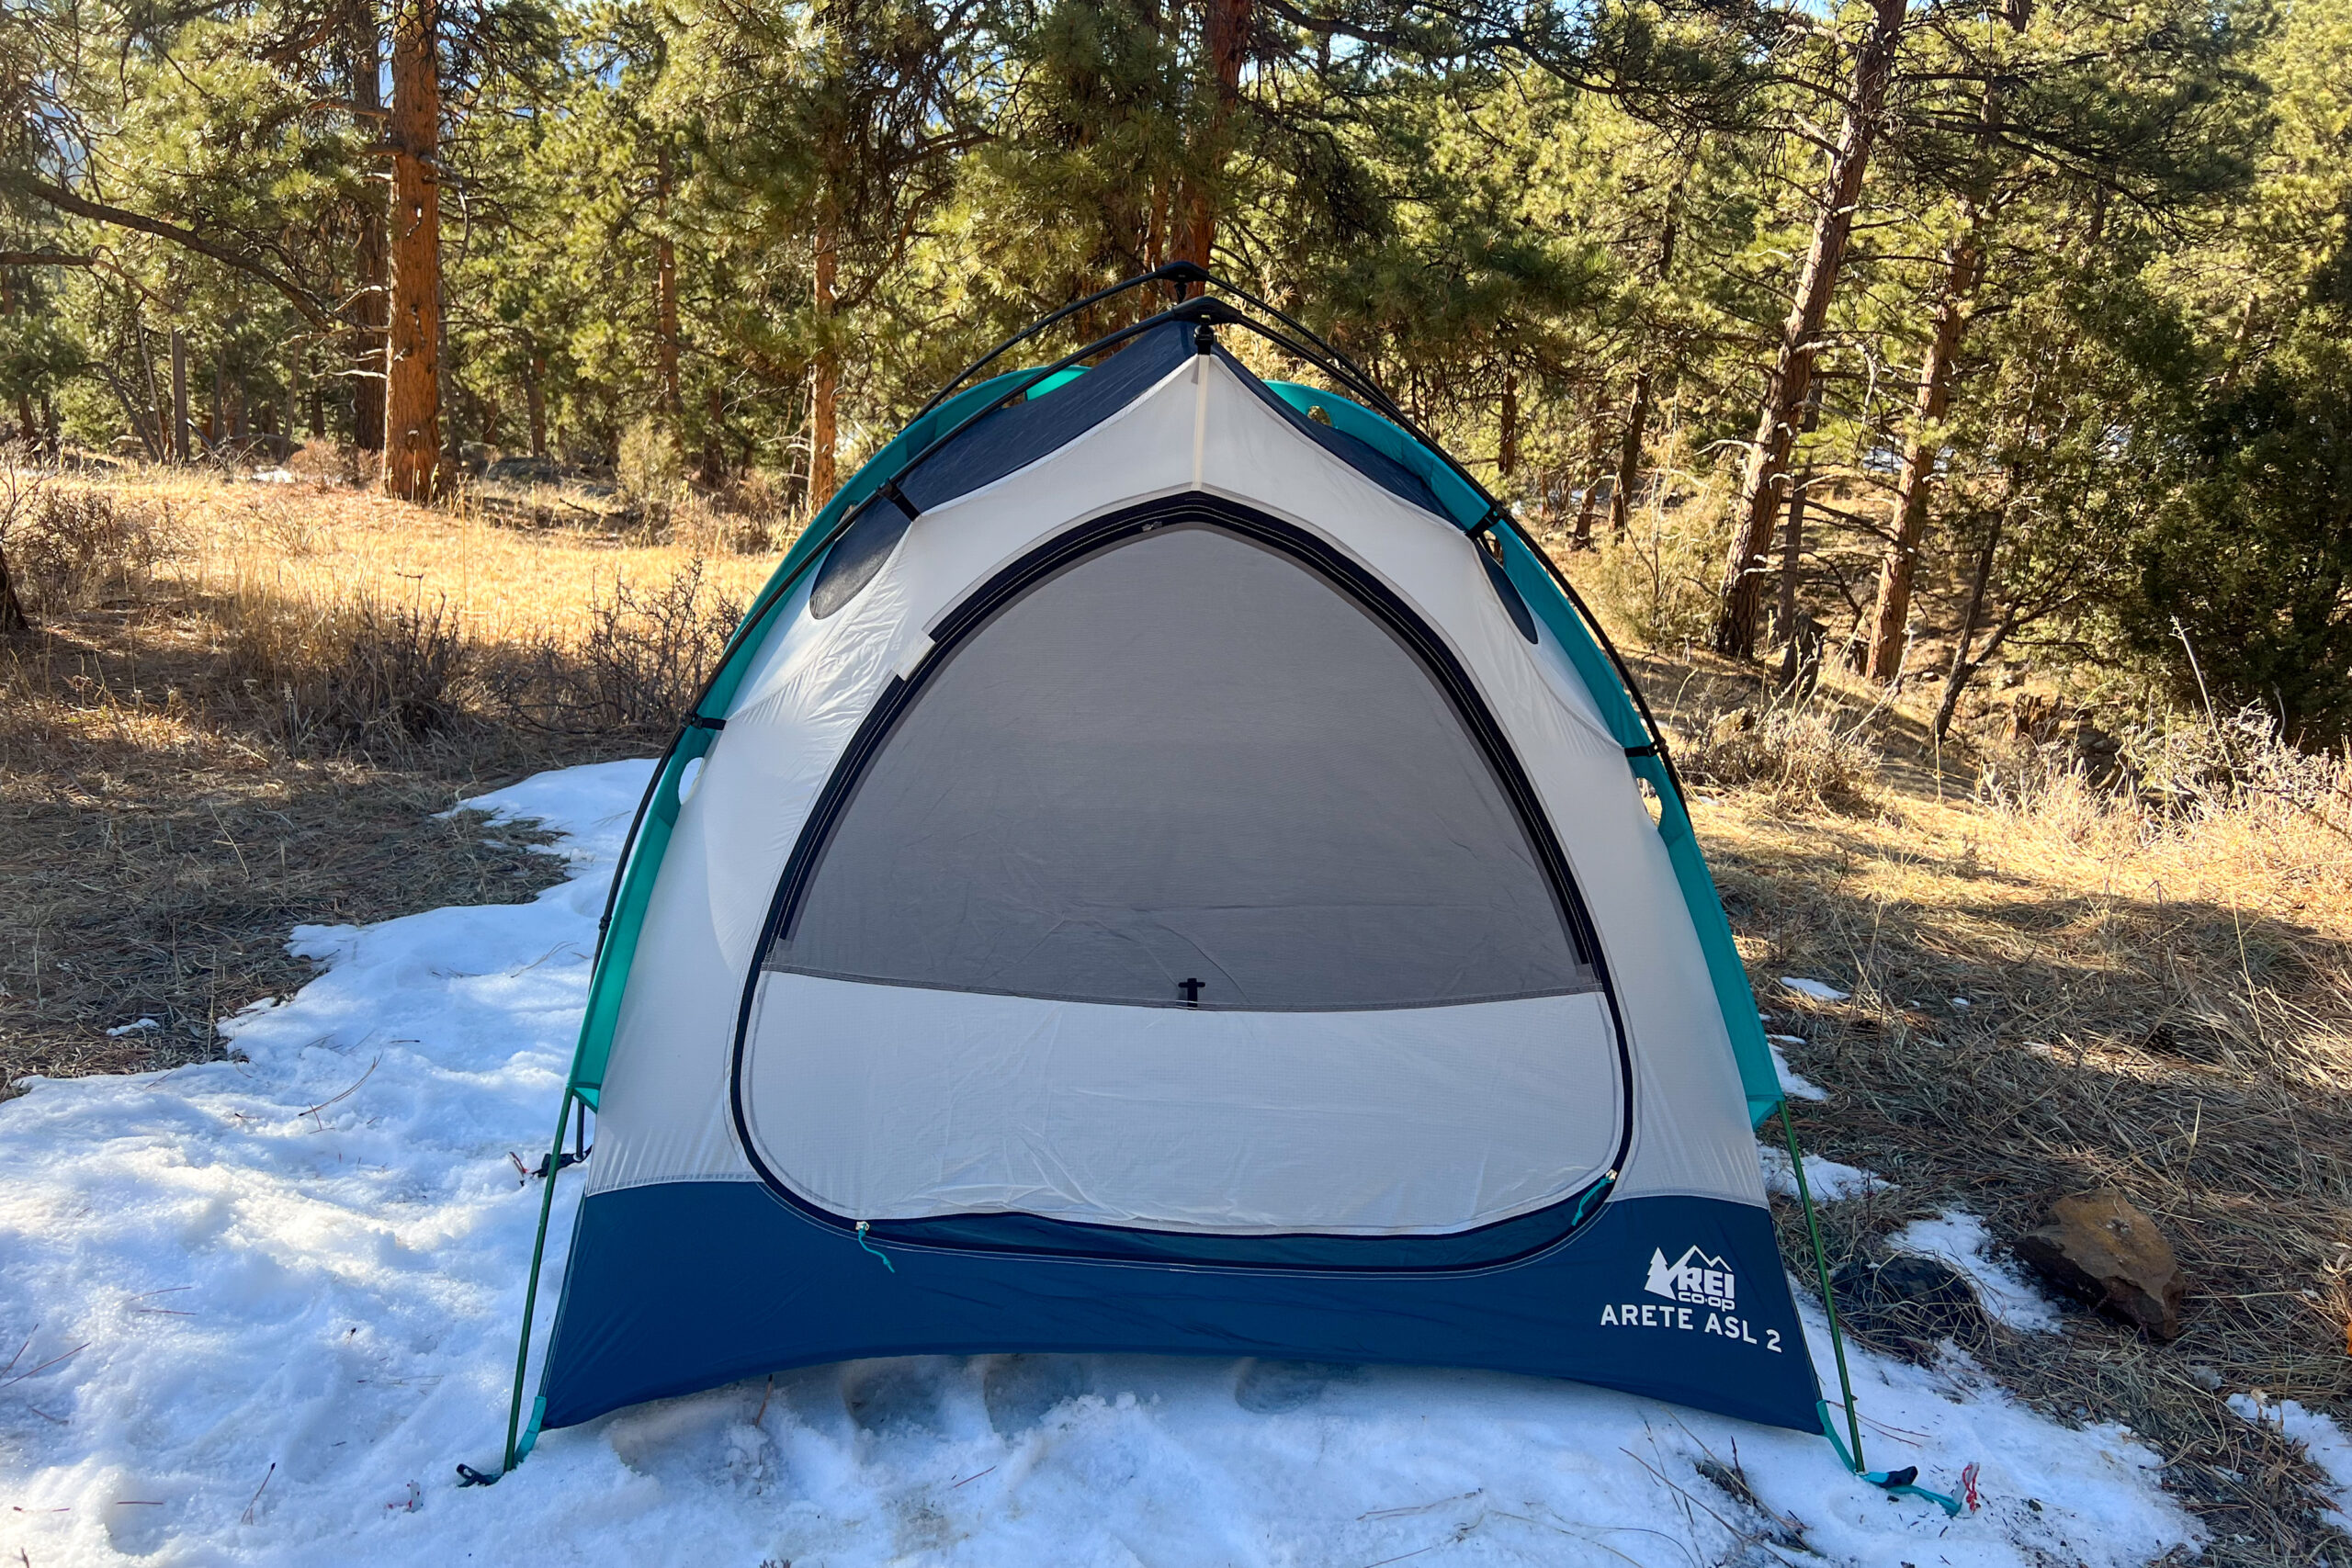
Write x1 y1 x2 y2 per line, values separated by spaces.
0 173 334 329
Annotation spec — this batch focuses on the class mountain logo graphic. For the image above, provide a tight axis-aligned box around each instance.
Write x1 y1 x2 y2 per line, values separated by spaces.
1644 1246 1737 1311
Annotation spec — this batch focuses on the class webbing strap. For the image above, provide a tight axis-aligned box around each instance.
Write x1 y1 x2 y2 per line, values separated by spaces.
1817 1403 1965 1516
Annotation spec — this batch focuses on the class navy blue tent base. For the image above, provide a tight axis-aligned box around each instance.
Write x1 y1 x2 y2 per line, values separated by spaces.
536 1182 1821 1435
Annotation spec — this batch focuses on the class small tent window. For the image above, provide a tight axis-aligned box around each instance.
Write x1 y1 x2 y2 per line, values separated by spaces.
765 521 1594 1010
808 502 912 618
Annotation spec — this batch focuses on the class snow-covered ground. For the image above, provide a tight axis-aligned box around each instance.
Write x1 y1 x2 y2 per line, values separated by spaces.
2230 1393 2352 1529
1759 1145 1887 1203
1768 1039 1830 1102
1888 1212 2064 1334
0 760 2210 1566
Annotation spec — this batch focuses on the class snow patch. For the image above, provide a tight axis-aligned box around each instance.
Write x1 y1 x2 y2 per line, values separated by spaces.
1769 1041 1828 1102
1889 1211 2064 1332
1780 976 1851 1002
1760 1145 1888 1201
2230 1393 2352 1525
0 758 2200 1567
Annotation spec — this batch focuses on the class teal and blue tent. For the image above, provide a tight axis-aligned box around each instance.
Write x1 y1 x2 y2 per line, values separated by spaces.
492 265 1927 1503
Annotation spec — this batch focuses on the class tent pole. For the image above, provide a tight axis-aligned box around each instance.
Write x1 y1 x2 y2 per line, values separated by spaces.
503 1086 577 1473
1780 1100 1864 1470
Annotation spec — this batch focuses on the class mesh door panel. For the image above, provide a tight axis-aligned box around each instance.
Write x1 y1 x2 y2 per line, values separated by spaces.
766 523 1591 1010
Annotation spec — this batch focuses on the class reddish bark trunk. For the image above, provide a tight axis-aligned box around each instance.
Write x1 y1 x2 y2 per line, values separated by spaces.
1610 370 1651 539
1175 0 1250 268
655 145 682 424
1498 367 1519 481
1860 222 1983 680
808 211 839 507
170 328 190 463
1572 416 1611 549
1712 0 1908 659
382 0 442 502
524 347 548 458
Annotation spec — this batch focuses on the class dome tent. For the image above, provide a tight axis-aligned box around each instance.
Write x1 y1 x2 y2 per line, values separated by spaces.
492 265 1924 1497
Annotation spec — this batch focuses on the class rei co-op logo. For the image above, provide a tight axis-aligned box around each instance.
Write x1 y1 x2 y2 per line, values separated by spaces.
1647 1245 1736 1310
1598 1245 1783 1352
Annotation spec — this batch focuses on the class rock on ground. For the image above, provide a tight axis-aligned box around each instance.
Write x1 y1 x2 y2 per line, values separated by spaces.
2015 1188 2188 1341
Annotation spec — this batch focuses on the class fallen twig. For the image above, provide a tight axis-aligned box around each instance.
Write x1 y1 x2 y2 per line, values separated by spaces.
241 1461 275 1525
0 1341 88 1393
301 1055 379 1128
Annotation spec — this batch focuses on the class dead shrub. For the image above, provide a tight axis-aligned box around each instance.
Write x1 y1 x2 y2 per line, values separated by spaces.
224 583 472 750
1982 703 2352 849
284 440 371 487
1 475 175 615
1677 700 1880 807
487 557 742 739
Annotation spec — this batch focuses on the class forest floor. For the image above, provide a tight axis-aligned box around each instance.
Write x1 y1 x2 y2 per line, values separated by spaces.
3 468 2350 1565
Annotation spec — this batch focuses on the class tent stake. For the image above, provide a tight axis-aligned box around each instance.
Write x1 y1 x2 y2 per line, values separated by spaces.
1780 1100 1864 1472
503 1087 577 1474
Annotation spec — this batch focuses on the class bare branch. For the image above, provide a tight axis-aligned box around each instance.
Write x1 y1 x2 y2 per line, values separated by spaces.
0 173 334 329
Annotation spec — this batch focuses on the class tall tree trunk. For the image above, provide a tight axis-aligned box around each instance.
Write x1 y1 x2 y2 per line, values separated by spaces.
1779 466 1809 644
655 144 682 424
700 380 727 485
524 345 548 457
1176 0 1250 267
170 328 190 464
350 0 388 456
382 0 442 502
1933 507 2006 739
1 276 29 446
1612 191 1680 539
0 542 26 633
1610 370 1651 539
808 207 839 507
1773 389 1826 693
1776 384 1825 646
1498 366 1519 481
1572 415 1611 549
1860 35 2014 682
438 274 462 479
1711 0 1907 659
1860 220 1983 680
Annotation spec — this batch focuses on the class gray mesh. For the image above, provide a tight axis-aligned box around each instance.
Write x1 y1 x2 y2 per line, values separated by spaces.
766 523 1593 1010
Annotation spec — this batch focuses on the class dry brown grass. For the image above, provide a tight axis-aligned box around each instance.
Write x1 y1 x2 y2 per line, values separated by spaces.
0 461 791 1099
121 465 777 649
1702 734 2352 1564
1673 696 1884 810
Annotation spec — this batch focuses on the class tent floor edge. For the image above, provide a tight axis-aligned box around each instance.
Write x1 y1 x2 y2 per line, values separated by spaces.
532 1182 1822 1438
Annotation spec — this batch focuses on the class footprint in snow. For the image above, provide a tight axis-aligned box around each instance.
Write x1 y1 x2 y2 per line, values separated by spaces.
1234 1359 1345 1414
981 1354 1091 1435
841 1359 947 1435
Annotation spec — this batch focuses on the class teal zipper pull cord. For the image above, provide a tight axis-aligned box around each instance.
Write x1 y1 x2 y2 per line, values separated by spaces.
854 1220 896 1273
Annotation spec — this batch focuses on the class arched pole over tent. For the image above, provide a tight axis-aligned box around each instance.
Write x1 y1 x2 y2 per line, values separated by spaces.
494 266 1949 1510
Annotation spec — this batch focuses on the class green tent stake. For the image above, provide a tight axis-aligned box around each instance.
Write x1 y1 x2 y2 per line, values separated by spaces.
1780 1099 1864 1472
503 1088 578 1474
